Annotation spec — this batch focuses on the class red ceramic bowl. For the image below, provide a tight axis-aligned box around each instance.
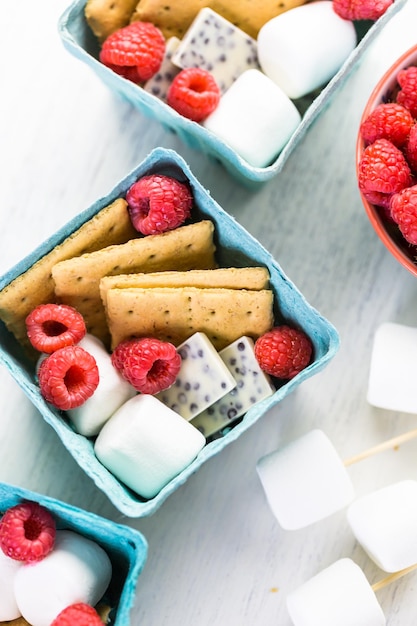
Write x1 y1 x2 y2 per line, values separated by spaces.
356 44 417 278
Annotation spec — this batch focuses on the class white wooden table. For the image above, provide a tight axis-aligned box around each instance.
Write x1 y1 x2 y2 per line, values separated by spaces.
1 2 417 624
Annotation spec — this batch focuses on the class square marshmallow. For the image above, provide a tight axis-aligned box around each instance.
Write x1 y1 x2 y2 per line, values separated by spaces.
367 322 417 414
203 69 301 168
286 558 385 626
347 480 417 573
256 429 355 530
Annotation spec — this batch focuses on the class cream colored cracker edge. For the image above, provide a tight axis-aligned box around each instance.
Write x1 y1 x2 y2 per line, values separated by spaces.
99 266 270 307
85 0 139 42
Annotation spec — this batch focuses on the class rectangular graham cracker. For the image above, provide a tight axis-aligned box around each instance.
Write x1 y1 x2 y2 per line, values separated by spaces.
130 0 309 40
0 198 136 352
104 286 274 350
99 266 270 307
51 220 217 345
85 0 139 42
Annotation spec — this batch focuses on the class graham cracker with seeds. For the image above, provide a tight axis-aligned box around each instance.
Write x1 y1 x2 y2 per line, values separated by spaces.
105 286 274 350
0 198 136 354
52 220 217 346
99 266 270 307
130 0 309 40
85 0 139 42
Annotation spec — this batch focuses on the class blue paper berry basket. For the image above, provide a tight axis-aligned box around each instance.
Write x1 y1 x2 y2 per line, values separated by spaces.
0 147 339 517
0 481 148 625
57 0 407 187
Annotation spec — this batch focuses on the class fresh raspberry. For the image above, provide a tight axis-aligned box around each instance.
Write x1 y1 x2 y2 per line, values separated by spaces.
332 0 393 20
0 501 56 563
25 303 86 354
126 174 193 235
99 21 165 83
405 123 417 174
396 66 417 118
51 602 103 626
38 345 99 410
360 102 414 148
390 185 417 245
357 138 413 208
167 68 220 122
254 325 313 380
111 337 181 394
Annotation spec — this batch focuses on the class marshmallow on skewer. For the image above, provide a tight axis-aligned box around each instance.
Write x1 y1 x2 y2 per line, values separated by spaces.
203 69 301 168
94 394 206 499
367 322 417 414
257 1 357 99
67 333 136 437
257 426 417 530
256 429 355 530
347 480 417 573
0 549 22 621
286 558 386 626
14 529 112 626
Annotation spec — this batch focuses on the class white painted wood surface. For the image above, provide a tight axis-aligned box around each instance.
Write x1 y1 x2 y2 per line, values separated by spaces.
1 2 417 624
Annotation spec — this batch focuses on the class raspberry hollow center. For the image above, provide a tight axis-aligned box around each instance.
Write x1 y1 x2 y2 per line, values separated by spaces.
24 517 43 541
64 365 87 389
42 320 68 337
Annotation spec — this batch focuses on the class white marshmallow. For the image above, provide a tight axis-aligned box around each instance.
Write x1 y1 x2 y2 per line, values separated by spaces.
67 333 136 437
256 429 355 530
347 480 417 573
257 1 357 99
14 529 112 626
0 549 22 620
203 69 301 168
286 558 385 626
94 394 206 499
367 322 417 414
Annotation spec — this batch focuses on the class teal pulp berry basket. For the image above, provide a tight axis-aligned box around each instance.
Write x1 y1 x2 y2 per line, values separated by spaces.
0 148 339 517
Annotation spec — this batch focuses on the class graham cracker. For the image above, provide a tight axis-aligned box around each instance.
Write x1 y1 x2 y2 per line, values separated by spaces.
104 286 274 350
130 0 309 40
99 266 270 307
0 198 136 354
85 0 139 42
52 220 217 346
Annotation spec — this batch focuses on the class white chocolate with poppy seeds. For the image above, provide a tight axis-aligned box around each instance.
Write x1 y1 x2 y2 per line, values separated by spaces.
171 8 260 95
191 336 274 436
156 331 237 420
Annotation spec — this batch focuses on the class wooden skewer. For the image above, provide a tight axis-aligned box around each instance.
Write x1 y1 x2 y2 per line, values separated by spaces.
371 563 417 592
343 426 417 467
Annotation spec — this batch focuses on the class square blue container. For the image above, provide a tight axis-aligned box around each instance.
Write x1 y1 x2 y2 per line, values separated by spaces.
0 148 339 517
58 0 407 187
0 481 147 625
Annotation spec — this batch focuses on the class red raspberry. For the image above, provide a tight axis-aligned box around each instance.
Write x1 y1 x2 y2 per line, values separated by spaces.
396 66 417 118
167 67 220 122
357 138 413 208
99 21 165 83
38 345 99 410
390 185 417 245
111 337 181 394
360 102 414 148
254 325 313 380
405 123 417 174
26 303 86 354
333 0 393 20
0 501 56 563
126 174 193 235
51 602 103 626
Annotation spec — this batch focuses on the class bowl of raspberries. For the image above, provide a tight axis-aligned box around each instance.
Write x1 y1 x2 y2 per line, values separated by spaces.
357 44 417 277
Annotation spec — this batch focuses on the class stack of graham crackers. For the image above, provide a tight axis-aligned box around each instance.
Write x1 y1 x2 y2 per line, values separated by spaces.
0 198 274 358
